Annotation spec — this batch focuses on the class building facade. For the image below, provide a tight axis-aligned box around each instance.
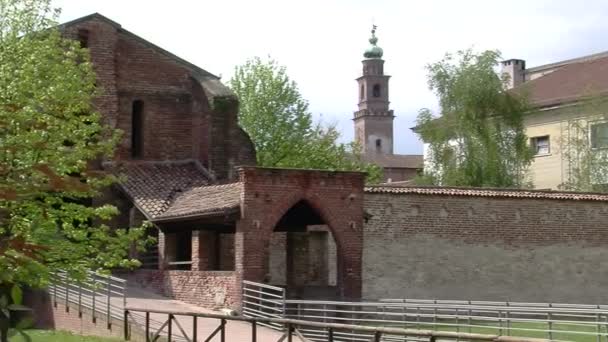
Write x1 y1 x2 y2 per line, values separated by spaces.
354 27 422 183
53 14 608 312
501 52 608 190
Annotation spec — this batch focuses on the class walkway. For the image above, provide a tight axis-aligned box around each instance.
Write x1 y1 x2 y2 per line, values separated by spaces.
123 286 302 341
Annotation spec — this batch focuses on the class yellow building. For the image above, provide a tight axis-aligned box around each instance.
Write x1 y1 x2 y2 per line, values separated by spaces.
501 52 608 190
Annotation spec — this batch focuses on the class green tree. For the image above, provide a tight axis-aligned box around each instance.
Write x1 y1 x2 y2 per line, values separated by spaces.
0 1 149 339
415 49 533 187
229 57 382 182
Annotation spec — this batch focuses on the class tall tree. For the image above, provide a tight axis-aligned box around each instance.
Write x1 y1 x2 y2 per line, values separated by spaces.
0 1 149 339
415 49 533 187
229 57 381 182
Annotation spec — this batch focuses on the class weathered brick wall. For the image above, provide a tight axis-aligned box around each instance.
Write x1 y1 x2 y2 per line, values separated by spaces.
127 270 239 309
363 192 608 303
237 167 365 301
63 16 255 179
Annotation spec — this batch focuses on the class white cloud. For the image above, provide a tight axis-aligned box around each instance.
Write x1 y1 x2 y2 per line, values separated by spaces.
54 0 608 154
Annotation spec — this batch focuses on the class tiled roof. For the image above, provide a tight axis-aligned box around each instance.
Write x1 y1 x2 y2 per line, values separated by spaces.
157 183 242 221
363 154 423 169
364 185 608 202
520 54 608 107
110 161 211 219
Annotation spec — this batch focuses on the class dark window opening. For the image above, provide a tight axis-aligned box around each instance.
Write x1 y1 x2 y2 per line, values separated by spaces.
375 139 382 151
131 100 144 158
77 29 90 49
530 135 550 155
591 122 608 149
373 84 381 98
360 85 365 100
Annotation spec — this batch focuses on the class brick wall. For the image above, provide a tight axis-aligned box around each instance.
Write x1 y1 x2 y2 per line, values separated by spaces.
25 290 128 340
363 192 608 303
63 15 255 180
127 270 239 309
236 167 365 301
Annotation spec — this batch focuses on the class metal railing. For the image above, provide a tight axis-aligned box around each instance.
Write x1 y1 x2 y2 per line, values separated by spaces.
125 307 550 342
242 280 287 329
283 298 608 342
49 270 127 326
49 270 189 341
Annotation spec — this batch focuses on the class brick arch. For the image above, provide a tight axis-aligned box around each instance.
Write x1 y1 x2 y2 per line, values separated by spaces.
236 168 364 301
261 192 358 298
264 191 343 246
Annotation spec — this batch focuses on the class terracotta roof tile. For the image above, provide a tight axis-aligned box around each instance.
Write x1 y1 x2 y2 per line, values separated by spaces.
363 154 423 169
108 161 210 219
365 185 608 202
157 183 242 221
519 55 608 107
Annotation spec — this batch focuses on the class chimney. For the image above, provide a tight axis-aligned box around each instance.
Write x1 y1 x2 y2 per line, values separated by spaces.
500 59 526 89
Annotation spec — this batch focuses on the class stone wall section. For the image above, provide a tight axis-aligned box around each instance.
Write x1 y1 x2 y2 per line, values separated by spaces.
363 192 608 303
127 270 239 309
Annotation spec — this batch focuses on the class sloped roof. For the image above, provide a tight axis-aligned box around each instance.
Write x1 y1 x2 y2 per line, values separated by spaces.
365 185 608 202
109 161 210 219
519 54 608 108
156 183 242 221
363 154 423 169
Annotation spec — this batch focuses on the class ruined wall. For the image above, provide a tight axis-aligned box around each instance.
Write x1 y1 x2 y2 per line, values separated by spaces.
363 191 608 304
127 270 239 309
63 15 255 180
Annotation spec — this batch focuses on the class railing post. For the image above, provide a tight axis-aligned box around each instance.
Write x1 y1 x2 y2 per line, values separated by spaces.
374 331 382 342
65 274 69 312
78 281 83 317
287 323 293 342
221 318 226 342
252 321 257 342
123 310 129 340
145 311 150 342
92 279 96 323
107 275 112 329
193 315 197 342
548 303 553 341
597 305 602 342
328 327 334 342
167 314 173 342
506 301 511 336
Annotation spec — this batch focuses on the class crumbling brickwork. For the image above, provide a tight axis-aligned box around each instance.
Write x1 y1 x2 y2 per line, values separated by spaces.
61 14 255 179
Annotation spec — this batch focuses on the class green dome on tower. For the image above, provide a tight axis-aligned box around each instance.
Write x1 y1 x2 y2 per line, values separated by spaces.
364 25 383 59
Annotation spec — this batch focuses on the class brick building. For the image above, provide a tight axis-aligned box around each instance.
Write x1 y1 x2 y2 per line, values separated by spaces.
62 14 608 310
62 13 365 309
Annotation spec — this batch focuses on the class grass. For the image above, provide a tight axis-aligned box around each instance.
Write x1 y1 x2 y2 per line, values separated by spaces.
9 329 123 342
364 320 603 342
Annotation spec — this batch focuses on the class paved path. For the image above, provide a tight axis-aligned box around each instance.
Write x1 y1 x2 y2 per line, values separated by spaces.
123 286 303 341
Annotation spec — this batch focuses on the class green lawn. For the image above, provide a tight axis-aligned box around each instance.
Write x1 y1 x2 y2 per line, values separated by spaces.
364 320 603 342
9 330 123 342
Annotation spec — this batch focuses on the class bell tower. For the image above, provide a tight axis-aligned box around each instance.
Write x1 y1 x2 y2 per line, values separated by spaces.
354 25 394 155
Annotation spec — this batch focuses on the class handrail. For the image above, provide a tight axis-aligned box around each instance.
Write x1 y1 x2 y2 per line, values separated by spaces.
125 306 551 342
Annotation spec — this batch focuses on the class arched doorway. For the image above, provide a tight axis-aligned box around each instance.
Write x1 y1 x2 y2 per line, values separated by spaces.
266 200 339 299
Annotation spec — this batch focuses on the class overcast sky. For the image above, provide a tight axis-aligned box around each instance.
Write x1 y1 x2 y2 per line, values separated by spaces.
53 0 608 154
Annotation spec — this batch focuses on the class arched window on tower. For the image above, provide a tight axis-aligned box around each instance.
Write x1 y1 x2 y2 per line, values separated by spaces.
373 84 381 98
375 138 382 152
360 84 365 100
131 100 144 159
